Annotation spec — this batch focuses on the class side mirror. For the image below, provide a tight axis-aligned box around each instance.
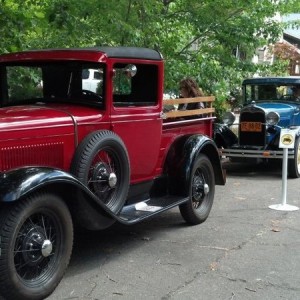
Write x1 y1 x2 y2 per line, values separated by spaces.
123 64 137 77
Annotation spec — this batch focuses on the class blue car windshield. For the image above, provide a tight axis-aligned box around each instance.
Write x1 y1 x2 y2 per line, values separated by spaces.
244 84 300 104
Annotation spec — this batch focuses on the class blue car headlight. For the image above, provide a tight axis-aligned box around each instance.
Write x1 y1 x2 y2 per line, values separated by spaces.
266 111 280 126
222 111 236 126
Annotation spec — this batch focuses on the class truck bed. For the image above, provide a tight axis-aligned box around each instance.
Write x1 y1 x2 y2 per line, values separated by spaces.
162 96 215 137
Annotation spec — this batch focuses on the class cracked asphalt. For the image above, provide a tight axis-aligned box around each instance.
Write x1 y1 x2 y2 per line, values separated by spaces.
47 161 300 300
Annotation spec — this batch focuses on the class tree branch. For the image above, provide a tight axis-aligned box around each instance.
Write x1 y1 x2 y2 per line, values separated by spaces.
121 0 132 45
178 8 244 55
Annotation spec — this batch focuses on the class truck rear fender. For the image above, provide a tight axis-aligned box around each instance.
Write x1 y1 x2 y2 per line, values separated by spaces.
199 139 226 186
0 167 116 229
165 134 225 196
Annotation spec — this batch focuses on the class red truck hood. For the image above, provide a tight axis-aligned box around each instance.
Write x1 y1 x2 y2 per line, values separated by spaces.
0 105 75 139
0 105 79 171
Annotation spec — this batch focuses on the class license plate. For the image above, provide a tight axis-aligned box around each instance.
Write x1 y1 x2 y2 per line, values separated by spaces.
240 122 262 132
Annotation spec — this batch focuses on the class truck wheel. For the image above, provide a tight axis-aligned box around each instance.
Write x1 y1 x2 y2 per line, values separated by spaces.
288 136 300 178
0 192 73 300
179 154 215 225
71 130 130 213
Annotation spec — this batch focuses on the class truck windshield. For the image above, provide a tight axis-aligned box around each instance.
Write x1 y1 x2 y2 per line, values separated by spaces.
244 84 300 104
0 62 104 106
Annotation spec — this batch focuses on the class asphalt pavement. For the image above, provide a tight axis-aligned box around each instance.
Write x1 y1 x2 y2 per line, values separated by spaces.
47 161 300 300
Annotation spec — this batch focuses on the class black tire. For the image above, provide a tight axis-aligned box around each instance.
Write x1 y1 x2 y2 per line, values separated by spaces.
179 154 215 225
71 130 130 213
288 137 300 178
0 192 73 300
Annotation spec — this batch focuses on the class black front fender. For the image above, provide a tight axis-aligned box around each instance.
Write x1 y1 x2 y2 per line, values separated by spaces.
0 167 85 202
0 167 118 216
214 123 238 148
0 167 124 230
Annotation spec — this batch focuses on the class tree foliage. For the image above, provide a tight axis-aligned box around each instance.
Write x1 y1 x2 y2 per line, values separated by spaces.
1 0 300 116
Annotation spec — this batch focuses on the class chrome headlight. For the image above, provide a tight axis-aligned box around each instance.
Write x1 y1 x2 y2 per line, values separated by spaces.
266 111 280 126
222 111 236 126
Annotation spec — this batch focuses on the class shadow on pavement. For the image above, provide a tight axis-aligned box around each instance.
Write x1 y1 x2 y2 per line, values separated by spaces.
222 159 283 179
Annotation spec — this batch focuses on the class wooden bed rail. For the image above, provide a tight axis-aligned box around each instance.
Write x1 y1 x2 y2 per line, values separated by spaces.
163 96 215 119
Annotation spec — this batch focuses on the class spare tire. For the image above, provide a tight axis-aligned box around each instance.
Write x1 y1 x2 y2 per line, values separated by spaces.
71 130 130 213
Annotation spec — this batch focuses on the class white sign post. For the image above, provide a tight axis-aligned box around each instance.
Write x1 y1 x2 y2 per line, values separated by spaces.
269 128 299 211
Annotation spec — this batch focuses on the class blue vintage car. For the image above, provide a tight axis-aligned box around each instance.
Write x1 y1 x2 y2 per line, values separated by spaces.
215 76 300 178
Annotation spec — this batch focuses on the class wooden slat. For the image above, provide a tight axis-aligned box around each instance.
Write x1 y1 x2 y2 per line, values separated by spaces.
163 96 215 105
165 108 215 119
163 96 215 119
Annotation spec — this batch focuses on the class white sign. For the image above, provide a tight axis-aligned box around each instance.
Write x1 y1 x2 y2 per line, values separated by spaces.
279 128 296 149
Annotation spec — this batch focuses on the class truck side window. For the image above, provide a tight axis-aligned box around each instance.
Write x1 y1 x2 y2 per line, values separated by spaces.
113 63 158 107
113 67 132 95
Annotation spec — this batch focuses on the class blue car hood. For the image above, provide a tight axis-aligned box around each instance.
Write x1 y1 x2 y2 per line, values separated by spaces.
256 102 299 127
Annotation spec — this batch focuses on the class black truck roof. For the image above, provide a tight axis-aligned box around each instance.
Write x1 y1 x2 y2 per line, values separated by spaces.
25 46 163 61
243 76 300 85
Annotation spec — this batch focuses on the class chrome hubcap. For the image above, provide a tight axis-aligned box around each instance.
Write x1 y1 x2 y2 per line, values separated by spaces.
203 183 209 195
108 173 117 188
41 240 53 257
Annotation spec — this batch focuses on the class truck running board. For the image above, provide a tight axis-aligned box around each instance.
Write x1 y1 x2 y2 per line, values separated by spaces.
117 195 189 225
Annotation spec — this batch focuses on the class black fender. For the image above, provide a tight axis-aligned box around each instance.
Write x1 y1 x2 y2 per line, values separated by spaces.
165 134 226 197
214 123 238 148
0 167 119 229
267 126 300 150
0 167 94 202
267 125 281 149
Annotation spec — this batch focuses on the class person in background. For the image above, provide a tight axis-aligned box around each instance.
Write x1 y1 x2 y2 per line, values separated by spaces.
292 86 300 101
178 77 205 110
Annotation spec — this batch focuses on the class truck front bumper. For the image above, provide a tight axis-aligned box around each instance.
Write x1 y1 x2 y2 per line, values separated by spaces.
219 148 295 159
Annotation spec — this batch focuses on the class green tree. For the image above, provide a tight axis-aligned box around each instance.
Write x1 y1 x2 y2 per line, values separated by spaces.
1 0 300 117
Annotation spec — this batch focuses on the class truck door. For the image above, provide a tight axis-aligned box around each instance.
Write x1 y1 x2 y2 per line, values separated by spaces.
110 61 163 183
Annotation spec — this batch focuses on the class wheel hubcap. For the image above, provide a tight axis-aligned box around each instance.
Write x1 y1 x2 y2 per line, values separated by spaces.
92 162 118 188
108 172 117 188
90 161 118 203
192 169 209 208
21 226 51 265
41 240 53 257
203 183 209 195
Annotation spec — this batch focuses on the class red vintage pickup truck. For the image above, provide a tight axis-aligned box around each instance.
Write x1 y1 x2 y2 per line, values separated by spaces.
0 47 225 300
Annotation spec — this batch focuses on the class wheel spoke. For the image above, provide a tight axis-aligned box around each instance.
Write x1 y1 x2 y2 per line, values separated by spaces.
192 168 207 208
28 216 41 232
14 248 41 253
87 148 120 204
41 215 48 240
87 178 109 184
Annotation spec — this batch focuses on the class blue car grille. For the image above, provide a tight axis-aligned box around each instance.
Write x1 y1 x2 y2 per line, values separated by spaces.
239 110 266 146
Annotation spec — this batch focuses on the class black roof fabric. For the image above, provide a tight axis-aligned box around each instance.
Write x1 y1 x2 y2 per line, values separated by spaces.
28 46 163 61
243 77 300 85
